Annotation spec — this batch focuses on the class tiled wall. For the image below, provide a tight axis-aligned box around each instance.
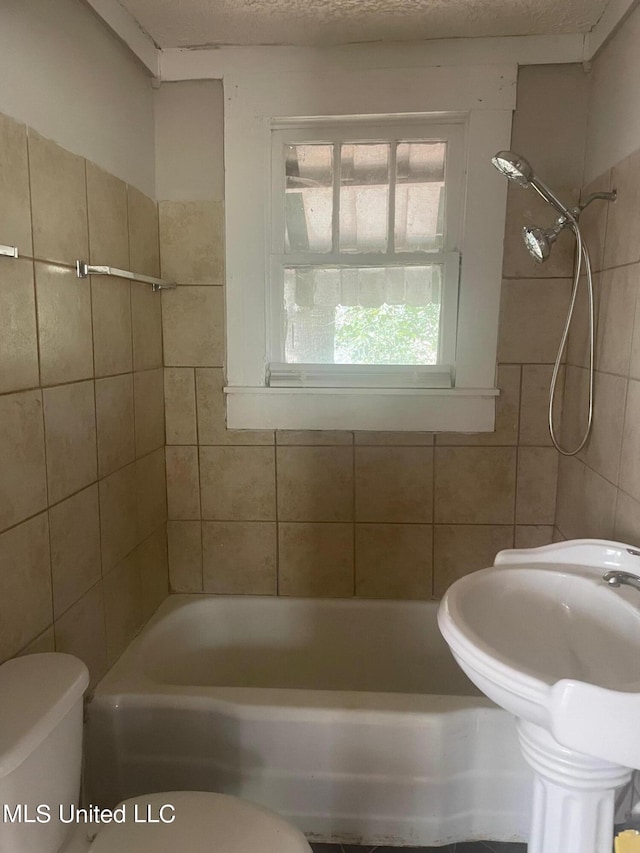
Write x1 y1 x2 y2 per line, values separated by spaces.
555 148 640 546
0 111 168 682
161 68 585 599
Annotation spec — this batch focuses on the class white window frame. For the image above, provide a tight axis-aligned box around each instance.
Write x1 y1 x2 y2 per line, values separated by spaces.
268 118 463 387
223 64 515 431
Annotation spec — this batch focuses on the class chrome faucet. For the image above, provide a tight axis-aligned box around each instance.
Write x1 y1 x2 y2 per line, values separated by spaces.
603 570 640 593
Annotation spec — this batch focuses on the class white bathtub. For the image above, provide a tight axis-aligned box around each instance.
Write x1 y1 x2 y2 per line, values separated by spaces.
85 595 532 847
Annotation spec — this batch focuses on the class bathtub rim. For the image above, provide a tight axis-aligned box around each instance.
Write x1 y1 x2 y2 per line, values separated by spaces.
93 593 495 721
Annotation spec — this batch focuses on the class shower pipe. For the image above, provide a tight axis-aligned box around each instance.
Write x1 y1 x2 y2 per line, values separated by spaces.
491 151 616 457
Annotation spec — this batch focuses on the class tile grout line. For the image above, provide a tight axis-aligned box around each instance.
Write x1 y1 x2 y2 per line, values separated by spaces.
23 125 58 643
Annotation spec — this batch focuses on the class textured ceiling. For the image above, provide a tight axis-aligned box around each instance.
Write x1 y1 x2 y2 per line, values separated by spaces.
120 0 610 48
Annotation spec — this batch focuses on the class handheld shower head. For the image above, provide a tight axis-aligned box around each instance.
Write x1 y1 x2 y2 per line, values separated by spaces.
491 150 572 218
491 151 534 188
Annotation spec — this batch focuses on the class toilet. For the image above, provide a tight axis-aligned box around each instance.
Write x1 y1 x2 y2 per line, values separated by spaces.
0 653 312 853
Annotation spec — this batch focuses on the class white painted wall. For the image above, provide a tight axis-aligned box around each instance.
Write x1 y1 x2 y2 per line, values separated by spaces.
154 80 224 201
584 2 640 182
0 0 155 196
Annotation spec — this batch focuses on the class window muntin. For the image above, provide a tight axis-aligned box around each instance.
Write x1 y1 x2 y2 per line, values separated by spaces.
271 121 463 385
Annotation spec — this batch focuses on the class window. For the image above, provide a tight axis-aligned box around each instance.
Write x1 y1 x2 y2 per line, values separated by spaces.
223 64 515 431
268 120 463 389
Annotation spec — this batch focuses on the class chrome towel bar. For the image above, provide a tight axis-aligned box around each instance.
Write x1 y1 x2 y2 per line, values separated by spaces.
0 245 18 258
76 260 176 292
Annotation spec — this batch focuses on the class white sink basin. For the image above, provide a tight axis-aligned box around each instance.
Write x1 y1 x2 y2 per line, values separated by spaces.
438 538 640 769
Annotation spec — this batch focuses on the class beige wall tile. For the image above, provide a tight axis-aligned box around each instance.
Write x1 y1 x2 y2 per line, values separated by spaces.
614 491 640 547
202 521 276 594
91 277 132 377
501 184 579 279
128 186 160 277
520 365 554 446
28 131 88 264
354 431 434 445
201 446 276 520
86 162 129 268
278 523 353 597
134 368 165 457
165 368 197 444
132 283 163 371
619 379 640 502
137 526 169 622
36 263 93 386
355 446 433 523
0 390 47 531
136 449 167 540
196 368 273 445
95 374 135 477
437 365 520 446
631 286 640 380
355 524 432 599
566 272 598 371
162 286 224 367
434 447 516 524
596 266 638 376
49 485 101 618
277 430 353 445
0 514 52 663
43 381 97 505
515 525 554 548
433 524 513 596
578 172 612 273
516 447 558 525
103 551 142 666
0 258 39 394
99 462 138 573
498 279 572 364
582 371 627 484
166 446 201 519
277 446 353 522
19 627 55 656
604 148 640 269
54 582 107 688
555 455 616 540
560 365 590 454
0 113 32 255
159 200 224 284
168 520 203 592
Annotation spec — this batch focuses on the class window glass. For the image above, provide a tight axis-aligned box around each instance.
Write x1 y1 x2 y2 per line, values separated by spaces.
394 142 446 252
285 144 333 253
283 265 442 365
339 143 390 253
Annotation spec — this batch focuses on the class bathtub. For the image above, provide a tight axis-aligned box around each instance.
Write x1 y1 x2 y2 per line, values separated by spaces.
85 595 532 847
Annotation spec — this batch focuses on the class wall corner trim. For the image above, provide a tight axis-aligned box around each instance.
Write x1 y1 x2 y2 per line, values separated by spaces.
84 0 160 77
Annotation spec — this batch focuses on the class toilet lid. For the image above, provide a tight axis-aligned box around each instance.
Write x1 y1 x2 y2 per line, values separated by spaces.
89 791 311 853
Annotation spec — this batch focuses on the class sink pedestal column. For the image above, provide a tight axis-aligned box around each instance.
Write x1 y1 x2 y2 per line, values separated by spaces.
517 720 632 853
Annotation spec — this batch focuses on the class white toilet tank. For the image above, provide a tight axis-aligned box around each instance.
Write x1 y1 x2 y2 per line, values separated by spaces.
0 653 89 853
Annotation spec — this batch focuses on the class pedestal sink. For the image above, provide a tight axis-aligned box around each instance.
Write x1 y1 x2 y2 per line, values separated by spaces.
437 539 640 853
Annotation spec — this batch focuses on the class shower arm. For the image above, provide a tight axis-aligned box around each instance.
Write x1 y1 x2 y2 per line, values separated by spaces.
536 189 618 236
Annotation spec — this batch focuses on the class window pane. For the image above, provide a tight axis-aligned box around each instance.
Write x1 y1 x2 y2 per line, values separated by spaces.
285 144 333 253
339 144 389 253
395 142 446 252
283 266 441 365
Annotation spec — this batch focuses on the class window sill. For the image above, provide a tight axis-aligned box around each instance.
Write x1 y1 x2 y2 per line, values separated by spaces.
224 386 499 432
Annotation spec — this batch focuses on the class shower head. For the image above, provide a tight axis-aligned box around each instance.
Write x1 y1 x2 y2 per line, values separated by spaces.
491 150 572 218
522 218 570 264
523 225 554 263
491 151 534 188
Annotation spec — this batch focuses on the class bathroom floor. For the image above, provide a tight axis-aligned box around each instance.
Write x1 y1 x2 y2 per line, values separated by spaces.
311 843 527 853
